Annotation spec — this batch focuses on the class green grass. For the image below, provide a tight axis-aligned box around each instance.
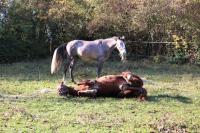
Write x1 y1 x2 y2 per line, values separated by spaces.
0 58 200 132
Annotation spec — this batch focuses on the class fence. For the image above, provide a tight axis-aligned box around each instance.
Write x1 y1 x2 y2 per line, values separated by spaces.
127 41 194 59
125 41 176 60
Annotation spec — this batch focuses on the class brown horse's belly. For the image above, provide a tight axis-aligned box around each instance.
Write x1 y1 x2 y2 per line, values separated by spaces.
97 83 120 97
96 76 126 97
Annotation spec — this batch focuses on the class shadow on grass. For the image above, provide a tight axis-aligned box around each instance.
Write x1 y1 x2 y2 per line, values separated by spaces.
55 96 126 104
61 94 193 104
148 94 192 104
0 93 193 104
0 93 121 105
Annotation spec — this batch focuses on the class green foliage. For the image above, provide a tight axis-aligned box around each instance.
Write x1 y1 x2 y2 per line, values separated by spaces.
0 0 49 62
152 55 166 63
0 0 200 63
0 39 48 63
170 34 200 64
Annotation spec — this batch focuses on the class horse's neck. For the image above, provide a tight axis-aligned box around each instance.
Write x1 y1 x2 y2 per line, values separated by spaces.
99 39 116 59
104 39 116 50
68 87 78 96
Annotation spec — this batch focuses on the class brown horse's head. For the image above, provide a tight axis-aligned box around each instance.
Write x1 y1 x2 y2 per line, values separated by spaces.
57 82 69 96
121 71 143 87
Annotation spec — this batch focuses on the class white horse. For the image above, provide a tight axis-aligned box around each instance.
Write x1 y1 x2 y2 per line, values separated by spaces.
51 36 127 83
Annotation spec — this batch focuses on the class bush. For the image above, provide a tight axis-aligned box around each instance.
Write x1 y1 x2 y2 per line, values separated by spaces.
0 39 48 63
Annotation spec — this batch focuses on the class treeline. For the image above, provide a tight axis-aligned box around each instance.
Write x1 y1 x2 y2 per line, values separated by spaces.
0 0 199 64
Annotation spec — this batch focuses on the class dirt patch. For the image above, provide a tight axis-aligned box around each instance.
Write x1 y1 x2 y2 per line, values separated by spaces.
0 88 55 100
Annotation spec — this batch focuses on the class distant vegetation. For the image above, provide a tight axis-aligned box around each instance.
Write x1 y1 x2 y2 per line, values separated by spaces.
0 0 199 64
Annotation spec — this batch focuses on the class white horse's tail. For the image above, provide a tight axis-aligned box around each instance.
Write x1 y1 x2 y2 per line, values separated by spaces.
51 44 68 74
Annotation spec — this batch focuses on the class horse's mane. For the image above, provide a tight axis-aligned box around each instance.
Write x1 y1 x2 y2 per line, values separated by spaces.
111 36 118 40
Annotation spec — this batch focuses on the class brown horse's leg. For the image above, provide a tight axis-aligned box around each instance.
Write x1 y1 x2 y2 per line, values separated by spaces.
120 84 142 92
78 89 97 98
118 90 132 98
119 84 130 91
118 87 147 100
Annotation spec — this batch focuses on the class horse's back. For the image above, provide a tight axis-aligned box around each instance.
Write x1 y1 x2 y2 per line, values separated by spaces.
68 39 101 47
67 39 106 61
97 75 124 83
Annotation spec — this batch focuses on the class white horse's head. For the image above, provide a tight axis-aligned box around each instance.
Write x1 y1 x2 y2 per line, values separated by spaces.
115 36 127 62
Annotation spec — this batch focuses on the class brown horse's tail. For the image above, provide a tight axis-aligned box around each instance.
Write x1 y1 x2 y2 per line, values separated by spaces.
51 44 68 74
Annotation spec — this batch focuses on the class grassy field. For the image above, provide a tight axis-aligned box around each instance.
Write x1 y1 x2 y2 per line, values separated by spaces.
0 58 200 132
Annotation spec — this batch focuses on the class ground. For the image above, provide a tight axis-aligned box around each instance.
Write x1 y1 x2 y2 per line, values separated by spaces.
0 58 200 132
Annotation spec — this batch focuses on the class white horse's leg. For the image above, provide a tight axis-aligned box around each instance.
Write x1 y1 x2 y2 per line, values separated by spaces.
63 58 71 84
69 58 76 83
97 60 103 77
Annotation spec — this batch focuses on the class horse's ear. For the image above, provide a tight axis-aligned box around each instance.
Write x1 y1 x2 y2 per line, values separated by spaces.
60 81 64 85
120 36 125 41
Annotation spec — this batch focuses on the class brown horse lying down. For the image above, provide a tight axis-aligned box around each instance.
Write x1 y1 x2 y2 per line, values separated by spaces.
57 72 147 100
